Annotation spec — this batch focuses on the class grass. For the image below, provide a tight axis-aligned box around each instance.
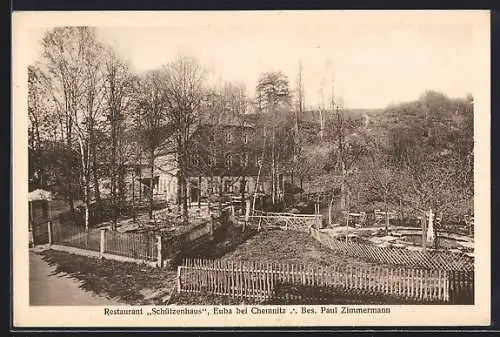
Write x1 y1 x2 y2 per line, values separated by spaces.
220 227 375 270
37 227 453 306
39 250 177 305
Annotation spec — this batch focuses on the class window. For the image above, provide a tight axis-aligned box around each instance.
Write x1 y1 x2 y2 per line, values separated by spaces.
191 155 199 166
226 154 232 167
224 180 232 193
243 133 248 144
243 152 249 167
240 180 246 194
209 134 215 142
209 155 217 167
225 132 232 143
233 154 240 167
255 155 261 167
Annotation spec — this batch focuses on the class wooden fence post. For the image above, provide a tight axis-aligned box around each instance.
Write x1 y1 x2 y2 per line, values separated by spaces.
157 235 163 268
177 266 182 293
47 221 52 245
99 228 106 258
209 216 215 239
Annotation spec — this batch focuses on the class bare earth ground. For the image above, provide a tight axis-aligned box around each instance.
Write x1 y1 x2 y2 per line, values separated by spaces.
32 250 177 305
30 228 406 305
29 251 123 306
221 227 375 269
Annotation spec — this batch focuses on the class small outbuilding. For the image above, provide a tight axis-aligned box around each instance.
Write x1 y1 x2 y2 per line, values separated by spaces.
28 189 53 247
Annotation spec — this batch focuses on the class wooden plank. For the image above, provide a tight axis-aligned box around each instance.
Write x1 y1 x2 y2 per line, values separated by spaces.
363 266 367 291
429 270 433 300
232 261 236 298
385 267 389 294
250 261 255 298
438 269 442 301
260 262 264 300
415 268 420 300
261 262 265 300
410 268 414 299
269 262 273 300
258 262 267 300
397 268 401 298
196 259 200 293
218 260 222 296
241 261 246 299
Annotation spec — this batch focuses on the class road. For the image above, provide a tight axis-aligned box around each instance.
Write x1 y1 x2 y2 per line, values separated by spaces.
29 251 123 306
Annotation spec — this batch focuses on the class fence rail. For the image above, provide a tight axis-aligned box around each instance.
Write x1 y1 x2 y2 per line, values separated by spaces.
105 231 157 261
52 222 101 252
51 223 157 260
311 228 473 271
248 211 322 232
177 258 473 304
48 218 222 266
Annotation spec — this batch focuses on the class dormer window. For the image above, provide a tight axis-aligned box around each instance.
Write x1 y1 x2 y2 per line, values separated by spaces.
226 154 232 167
209 155 217 167
191 155 199 166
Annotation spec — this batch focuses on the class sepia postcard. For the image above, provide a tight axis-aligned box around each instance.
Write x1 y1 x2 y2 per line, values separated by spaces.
12 10 491 328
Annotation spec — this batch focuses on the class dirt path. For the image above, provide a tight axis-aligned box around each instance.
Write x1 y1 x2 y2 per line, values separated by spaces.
29 251 123 306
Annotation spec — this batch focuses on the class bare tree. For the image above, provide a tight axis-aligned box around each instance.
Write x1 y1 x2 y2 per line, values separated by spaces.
255 71 293 205
73 30 106 231
40 27 106 230
103 48 135 230
294 61 304 134
162 55 207 224
40 27 82 216
135 69 170 220
324 92 371 225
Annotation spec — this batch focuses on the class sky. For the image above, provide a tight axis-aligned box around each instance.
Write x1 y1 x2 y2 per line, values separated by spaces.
20 11 484 109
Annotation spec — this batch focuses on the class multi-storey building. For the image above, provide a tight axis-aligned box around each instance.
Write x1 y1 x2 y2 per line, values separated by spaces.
98 115 275 205
99 107 370 206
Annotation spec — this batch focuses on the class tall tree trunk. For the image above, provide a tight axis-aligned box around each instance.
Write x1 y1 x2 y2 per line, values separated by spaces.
110 113 118 230
399 198 403 226
84 183 90 232
176 172 181 213
182 174 188 224
421 210 427 252
272 125 276 205
92 156 101 210
240 176 246 213
319 109 324 140
328 192 335 226
340 173 346 210
138 159 143 200
77 137 90 232
219 176 223 215
149 147 154 220
345 191 350 243
111 164 117 230
89 125 101 221
384 196 389 233
66 127 75 217
300 178 303 200
198 176 202 208
252 167 262 215
131 169 136 222
118 164 126 204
